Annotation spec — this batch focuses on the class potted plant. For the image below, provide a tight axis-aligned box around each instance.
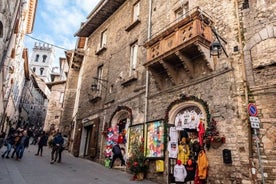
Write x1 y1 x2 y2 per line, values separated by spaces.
127 138 149 181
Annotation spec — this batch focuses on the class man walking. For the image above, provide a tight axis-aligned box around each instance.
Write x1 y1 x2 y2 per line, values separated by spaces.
110 143 125 168
50 132 64 164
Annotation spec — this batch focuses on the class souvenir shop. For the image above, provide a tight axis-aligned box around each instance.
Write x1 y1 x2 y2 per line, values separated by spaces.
103 108 131 168
167 103 209 184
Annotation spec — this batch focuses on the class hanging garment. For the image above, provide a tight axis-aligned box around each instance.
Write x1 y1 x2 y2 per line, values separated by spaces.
174 163 187 182
177 143 190 165
197 150 208 180
167 141 178 158
185 159 197 182
175 113 183 130
169 127 178 142
197 121 205 146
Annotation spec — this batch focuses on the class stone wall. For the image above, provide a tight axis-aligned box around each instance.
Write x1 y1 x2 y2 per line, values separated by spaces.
67 0 276 183
242 1 276 183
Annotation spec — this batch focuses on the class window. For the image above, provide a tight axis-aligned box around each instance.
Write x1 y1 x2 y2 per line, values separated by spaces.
35 54 39 62
175 3 189 20
130 42 138 76
96 65 103 91
100 30 107 48
40 68 44 75
42 55 47 62
0 21 3 38
33 67 36 72
133 1 140 22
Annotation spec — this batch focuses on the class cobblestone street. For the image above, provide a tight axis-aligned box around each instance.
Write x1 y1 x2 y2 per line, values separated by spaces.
0 145 157 184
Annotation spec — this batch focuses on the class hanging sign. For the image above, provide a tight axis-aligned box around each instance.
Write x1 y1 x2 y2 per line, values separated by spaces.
248 103 258 117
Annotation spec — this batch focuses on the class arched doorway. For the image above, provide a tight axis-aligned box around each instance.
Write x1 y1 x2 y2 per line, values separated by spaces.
105 106 132 168
166 96 210 184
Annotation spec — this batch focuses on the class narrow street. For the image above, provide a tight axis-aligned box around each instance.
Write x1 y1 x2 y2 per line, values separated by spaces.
0 144 157 184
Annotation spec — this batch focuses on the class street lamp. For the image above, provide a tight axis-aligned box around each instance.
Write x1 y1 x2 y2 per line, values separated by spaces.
210 26 228 58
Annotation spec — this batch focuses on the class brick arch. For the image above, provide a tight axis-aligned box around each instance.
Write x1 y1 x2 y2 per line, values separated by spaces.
243 25 276 86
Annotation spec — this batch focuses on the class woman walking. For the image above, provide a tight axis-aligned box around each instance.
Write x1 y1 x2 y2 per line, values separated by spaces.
35 131 48 156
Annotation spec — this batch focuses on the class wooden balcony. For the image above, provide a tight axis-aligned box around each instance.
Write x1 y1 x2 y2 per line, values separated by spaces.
144 8 215 89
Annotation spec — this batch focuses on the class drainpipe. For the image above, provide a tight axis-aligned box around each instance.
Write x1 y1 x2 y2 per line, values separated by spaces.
145 0 152 123
235 0 254 181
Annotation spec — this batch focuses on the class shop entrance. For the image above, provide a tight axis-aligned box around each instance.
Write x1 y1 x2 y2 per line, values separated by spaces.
167 103 208 184
104 108 131 169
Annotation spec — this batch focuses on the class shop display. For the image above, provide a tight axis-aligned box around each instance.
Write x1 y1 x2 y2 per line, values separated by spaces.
168 106 209 184
145 120 165 158
127 124 144 156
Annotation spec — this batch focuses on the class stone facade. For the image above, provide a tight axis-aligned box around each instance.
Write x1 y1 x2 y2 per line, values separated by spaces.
242 1 276 183
0 0 38 132
44 58 68 133
63 0 276 183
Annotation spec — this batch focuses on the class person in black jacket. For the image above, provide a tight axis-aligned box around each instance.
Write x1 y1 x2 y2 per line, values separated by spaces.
35 131 48 156
110 143 125 168
50 132 64 164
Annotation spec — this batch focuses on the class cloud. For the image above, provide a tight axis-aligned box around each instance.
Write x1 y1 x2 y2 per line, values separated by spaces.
26 0 100 66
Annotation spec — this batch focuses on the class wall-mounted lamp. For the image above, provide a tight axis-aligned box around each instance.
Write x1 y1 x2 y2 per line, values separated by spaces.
210 27 228 58
91 77 108 91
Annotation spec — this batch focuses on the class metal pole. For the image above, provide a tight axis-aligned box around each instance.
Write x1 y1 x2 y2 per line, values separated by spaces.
254 128 265 184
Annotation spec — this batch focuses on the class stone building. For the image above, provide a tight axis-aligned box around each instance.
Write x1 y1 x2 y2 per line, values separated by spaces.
43 57 68 133
29 42 56 83
19 71 48 130
0 0 38 132
63 0 275 183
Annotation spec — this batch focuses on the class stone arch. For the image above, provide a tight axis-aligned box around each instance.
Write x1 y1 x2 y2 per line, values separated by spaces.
243 25 276 86
165 95 211 126
109 105 132 128
168 100 208 128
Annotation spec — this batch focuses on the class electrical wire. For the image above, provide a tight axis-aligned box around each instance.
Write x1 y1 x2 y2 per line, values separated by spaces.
25 35 69 51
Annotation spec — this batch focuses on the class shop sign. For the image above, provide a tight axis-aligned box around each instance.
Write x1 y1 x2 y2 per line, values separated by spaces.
249 116 260 129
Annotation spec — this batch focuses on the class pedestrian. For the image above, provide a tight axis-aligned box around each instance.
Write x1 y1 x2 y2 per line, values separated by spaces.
35 131 48 156
31 129 39 145
110 143 125 168
50 131 64 164
15 130 29 160
0 131 6 148
1 134 14 159
11 131 21 159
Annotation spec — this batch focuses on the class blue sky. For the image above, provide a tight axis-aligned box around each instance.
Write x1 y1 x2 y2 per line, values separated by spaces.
25 0 100 67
